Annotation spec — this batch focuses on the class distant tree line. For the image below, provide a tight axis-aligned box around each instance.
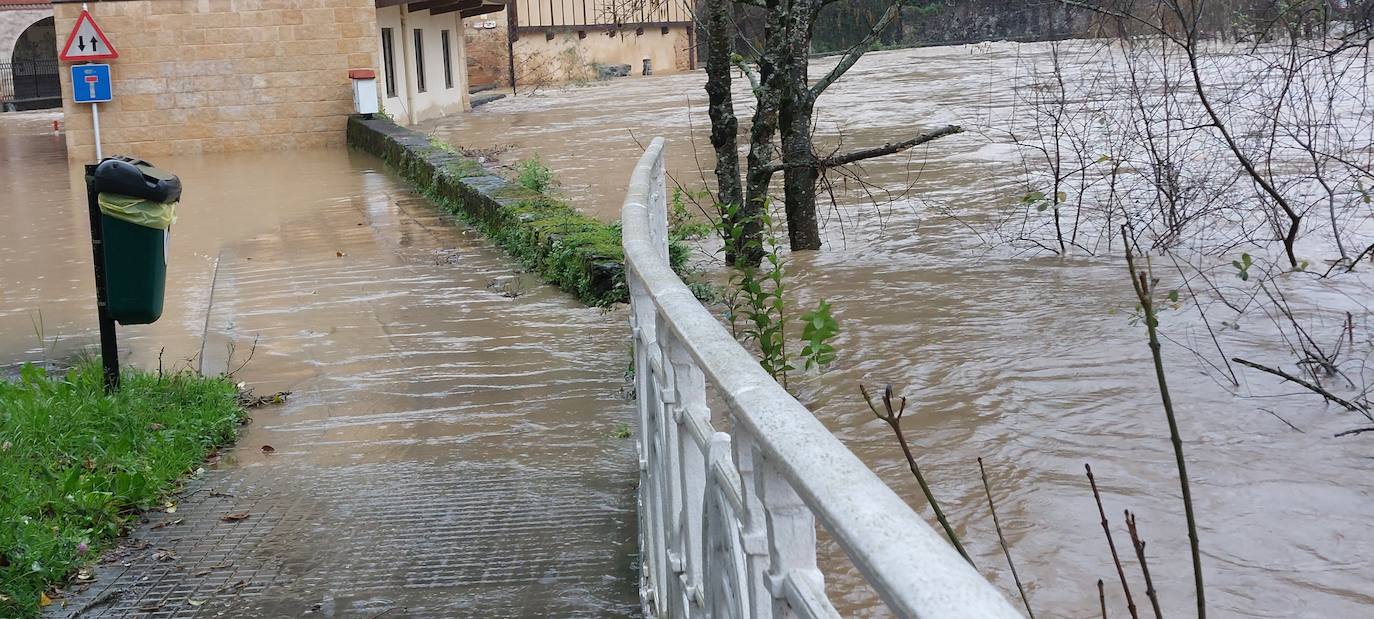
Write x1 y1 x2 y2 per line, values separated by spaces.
708 0 1374 54
810 0 1085 51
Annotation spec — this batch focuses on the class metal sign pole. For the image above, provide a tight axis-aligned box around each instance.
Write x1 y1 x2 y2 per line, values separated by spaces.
91 101 102 160
84 165 119 393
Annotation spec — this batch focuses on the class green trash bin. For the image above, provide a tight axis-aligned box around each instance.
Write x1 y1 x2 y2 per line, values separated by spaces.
98 193 178 325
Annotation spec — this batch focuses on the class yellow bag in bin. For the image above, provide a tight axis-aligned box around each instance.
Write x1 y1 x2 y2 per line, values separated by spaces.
97 192 178 230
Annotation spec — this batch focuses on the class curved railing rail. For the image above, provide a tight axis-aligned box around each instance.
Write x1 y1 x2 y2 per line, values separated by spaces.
622 137 1023 618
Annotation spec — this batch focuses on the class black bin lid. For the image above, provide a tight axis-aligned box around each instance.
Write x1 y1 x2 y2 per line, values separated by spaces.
92 156 182 203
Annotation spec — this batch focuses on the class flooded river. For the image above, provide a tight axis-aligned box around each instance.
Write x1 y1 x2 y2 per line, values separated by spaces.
424 43 1374 617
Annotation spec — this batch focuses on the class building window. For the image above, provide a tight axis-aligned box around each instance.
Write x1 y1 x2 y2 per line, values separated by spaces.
441 30 453 90
381 28 397 98
414 29 426 93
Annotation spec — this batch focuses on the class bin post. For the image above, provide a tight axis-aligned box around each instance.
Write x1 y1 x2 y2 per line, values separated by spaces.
83 164 120 393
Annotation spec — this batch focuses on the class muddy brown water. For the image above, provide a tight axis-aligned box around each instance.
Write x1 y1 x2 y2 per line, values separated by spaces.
423 43 1374 617
3 111 639 617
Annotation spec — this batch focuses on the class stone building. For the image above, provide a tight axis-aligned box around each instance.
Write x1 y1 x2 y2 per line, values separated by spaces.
0 0 58 110
465 0 694 89
51 0 500 161
374 0 503 124
45 0 684 160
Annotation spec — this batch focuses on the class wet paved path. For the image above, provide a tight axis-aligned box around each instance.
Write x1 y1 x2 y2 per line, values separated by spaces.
1 113 638 617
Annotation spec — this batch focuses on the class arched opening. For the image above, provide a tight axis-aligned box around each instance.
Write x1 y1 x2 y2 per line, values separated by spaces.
3 16 60 111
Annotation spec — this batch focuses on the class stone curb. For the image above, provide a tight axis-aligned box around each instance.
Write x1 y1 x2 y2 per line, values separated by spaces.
346 115 629 306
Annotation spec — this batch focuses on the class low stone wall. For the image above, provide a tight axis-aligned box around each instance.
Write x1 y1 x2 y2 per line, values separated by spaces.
347 115 639 306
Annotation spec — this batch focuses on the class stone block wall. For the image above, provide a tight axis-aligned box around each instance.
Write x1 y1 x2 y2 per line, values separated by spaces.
463 13 507 88
54 0 378 160
511 25 691 86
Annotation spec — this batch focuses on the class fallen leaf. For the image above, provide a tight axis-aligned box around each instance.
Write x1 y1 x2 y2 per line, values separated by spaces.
39 592 52 607
220 511 251 522
216 579 247 592
336 251 346 257
188 599 205 607
153 549 177 562
260 445 275 454
76 569 93 581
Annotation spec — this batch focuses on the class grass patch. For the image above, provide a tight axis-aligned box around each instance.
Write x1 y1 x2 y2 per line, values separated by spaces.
0 362 245 616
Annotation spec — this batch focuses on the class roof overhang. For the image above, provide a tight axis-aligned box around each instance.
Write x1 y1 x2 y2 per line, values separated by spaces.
377 0 506 18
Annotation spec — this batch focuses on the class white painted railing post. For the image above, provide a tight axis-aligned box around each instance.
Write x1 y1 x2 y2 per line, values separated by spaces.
655 321 689 617
630 271 665 615
666 331 709 612
733 429 775 619
623 137 1022 619
755 454 830 618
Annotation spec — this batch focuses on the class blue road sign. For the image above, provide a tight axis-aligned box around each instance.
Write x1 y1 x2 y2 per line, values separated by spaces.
71 64 112 104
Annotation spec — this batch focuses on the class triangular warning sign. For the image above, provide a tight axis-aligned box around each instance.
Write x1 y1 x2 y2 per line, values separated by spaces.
59 10 118 62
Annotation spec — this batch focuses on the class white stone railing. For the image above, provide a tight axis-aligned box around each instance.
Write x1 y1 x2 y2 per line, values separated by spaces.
622 137 1023 619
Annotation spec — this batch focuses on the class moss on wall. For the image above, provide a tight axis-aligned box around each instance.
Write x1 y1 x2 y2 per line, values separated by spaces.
348 115 667 306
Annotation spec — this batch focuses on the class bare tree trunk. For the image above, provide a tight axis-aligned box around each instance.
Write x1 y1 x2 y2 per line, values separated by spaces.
780 1 823 251
739 0 788 266
781 120 823 250
703 0 745 264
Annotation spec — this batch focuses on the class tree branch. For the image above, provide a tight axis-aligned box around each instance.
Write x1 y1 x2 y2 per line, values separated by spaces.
731 55 762 95
759 125 962 175
810 0 906 97
823 125 963 167
1233 357 1372 418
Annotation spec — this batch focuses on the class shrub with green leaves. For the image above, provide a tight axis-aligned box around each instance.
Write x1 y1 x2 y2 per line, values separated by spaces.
0 362 244 617
516 156 555 194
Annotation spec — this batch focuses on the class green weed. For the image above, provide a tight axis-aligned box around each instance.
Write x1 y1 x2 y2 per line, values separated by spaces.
516 156 556 194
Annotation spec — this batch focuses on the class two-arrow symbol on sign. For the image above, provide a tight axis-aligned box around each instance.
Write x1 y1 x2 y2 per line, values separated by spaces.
75 36 100 52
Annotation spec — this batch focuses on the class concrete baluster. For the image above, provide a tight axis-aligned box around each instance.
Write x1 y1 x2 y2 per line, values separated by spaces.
647 150 669 262
629 272 667 614
755 452 824 619
655 323 688 616
668 333 709 612
733 428 774 618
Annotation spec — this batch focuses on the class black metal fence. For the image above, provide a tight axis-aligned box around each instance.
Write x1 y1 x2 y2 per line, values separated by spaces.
0 59 62 111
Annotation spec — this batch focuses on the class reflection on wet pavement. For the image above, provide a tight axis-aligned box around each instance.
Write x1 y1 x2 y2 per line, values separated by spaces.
2 112 638 617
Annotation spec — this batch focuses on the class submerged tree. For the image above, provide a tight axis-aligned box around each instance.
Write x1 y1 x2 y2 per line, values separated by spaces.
700 0 964 262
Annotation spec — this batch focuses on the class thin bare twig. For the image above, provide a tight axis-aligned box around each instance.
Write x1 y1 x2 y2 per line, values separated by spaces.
1334 427 1374 437
1086 464 1138 619
861 384 974 565
1257 407 1305 433
1122 226 1205 618
978 457 1034 618
1125 510 1163 619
